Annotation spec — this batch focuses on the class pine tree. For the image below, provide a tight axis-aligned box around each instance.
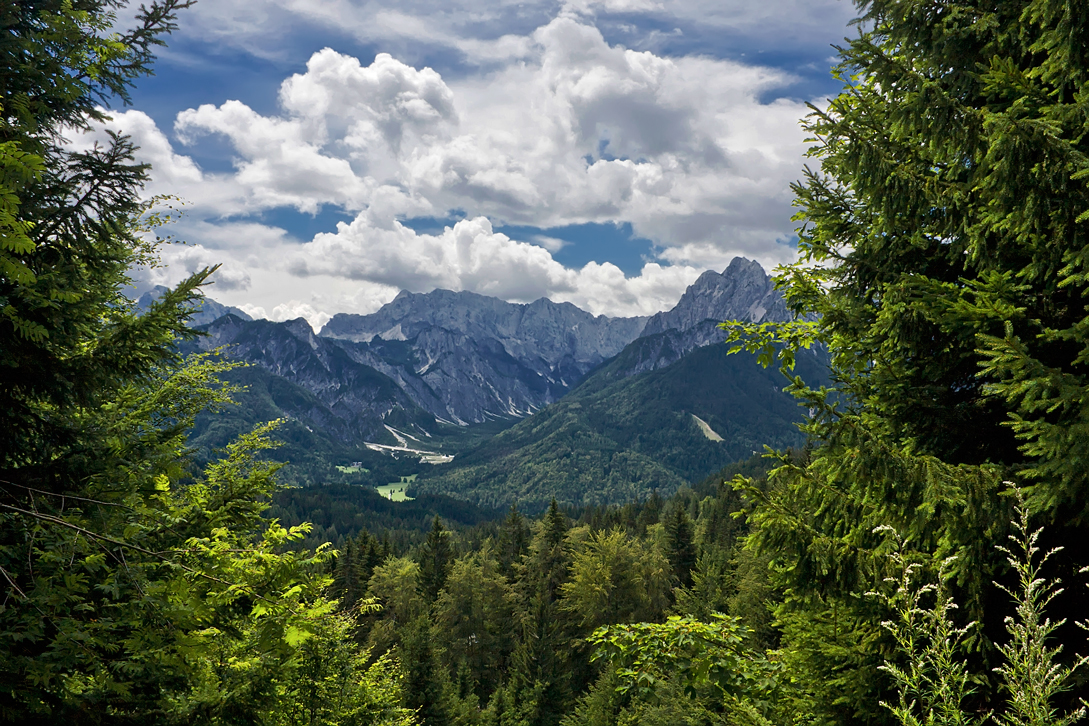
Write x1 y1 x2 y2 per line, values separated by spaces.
502 595 573 726
725 0 1089 721
401 615 452 726
1 0 200 484
504 500 576 726
419 516 454 603
523 500 571 603
663 505 697 589
434 544 516 702
334 538 366 610
360 529 386 581
498 505 530 580
635 490 662 534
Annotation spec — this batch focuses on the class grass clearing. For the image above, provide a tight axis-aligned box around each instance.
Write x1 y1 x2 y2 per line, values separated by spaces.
376 475 416 501
372 485 409 502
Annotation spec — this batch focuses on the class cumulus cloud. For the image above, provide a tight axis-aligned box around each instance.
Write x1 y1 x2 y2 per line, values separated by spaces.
89 13 820 321
166 17 813 255
291 215 703 316
270 301 333 331
138 241 253 292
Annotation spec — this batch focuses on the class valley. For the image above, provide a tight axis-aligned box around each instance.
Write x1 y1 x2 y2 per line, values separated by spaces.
182 256 823 513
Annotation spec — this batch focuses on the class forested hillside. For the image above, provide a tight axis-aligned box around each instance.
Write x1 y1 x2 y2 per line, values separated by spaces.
414 343 826 510
5 0 1089 725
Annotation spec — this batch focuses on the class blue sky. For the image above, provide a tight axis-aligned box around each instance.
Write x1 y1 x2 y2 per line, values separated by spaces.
99 0 858 327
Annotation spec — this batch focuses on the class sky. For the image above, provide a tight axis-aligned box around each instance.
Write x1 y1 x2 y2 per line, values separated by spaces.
93 0 859 329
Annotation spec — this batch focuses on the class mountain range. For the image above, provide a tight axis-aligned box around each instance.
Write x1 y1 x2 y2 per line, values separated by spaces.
180 257 821 508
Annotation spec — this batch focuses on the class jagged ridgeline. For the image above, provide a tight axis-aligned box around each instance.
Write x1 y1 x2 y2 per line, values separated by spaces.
413 258 826 510
182 257 824 508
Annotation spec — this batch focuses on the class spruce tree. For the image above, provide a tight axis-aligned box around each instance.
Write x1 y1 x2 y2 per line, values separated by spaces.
419 516 453 603
663 505 697 589
401 616 452 726
497 505 530 580
524 499 571 603
334 538 366 610
726 0 1089 721
360 529 385 582
502 595 572 726
504 500 576 726
0 3 382 721
1 0 199 483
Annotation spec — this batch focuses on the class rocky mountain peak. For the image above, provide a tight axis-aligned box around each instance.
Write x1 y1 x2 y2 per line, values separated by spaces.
320 288 646 367
640 257 788 338
282 318 320 348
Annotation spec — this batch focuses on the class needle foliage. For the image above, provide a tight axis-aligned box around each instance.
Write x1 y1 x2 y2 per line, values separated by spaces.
723 0 1089 722
0 3 414 723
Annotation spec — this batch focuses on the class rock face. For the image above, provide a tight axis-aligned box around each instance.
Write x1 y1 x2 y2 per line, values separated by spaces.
322 289 646 366
642 257 788 336
320 289 648 423
610 257 793 377
191 315 431 444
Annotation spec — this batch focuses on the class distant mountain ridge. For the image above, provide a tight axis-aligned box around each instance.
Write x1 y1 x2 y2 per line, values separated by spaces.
190 315 432 444
409 258 822 510
640 257 788 338
323 288 647 358
602 257 794 380
318 289 647 423
181 257 814 498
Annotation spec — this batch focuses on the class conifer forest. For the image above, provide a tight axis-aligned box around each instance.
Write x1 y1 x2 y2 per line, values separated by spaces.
2 1 1089 724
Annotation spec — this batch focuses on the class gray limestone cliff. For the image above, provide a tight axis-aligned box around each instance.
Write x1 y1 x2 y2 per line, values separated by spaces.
641 257 788 337
319 290 648 423
608 257 794 377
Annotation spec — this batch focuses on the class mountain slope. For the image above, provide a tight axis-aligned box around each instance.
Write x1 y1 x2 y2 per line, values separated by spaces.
186 364 370 487
321 289 647 422
410 257 826 510
413 343 825 511
190 315 435 444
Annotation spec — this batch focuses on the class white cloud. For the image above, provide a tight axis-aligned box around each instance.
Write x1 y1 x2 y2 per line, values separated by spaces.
139 241 253 292
290 215 703 316
529 235 569 253
164 17 813 255
269 301 333 331
91 13 824 321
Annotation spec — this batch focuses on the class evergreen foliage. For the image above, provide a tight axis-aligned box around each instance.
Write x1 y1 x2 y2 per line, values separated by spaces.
721 0 1089 721
419 517 454 604
401 616 453 726
497 506 530 580
0 3 415 722
664 505 698 589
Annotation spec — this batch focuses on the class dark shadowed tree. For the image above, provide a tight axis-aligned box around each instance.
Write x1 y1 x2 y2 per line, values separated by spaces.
725 0 1089 721
497 505 530 580
419 516 454 603
663 505 697 589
